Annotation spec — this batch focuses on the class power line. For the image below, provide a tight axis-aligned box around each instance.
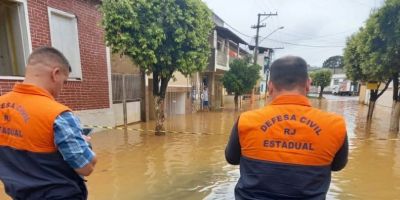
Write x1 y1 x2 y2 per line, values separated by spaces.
265 38 345 48
349 0 373 7
279 29 354 40
223 22 253 38
275 30 354 44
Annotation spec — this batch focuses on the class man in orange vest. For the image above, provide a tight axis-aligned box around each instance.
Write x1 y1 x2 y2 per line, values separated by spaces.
0 47 97 199
225 56 348 199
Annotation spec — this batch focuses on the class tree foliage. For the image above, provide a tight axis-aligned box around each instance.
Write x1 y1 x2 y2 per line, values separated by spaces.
310 69 332 89
375 0 400 72
344 33 365 82
222 58 261 96
343 2 399 123
343 10 392 84
101 0 214 98
101 0 214 133
310 69 332 98
322 55 344 69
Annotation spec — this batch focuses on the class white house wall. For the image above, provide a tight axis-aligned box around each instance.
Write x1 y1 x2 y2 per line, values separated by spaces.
112 101 141 125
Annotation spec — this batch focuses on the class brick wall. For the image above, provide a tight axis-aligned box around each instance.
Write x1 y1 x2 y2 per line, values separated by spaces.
0 0 109 111
0 80 20 95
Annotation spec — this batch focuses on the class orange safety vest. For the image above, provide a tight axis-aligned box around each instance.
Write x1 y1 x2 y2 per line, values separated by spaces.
0 83 87 200
238 94 346 165
236 94 346 199
0 83 69 152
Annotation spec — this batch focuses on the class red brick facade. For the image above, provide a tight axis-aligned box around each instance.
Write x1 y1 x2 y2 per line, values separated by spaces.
0 0 109 111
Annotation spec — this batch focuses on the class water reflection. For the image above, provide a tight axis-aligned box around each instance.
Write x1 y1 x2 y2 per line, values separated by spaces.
0 95 400 199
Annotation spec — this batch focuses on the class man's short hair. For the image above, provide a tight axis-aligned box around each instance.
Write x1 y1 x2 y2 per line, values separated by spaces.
269 56 308 90
27 47 71 73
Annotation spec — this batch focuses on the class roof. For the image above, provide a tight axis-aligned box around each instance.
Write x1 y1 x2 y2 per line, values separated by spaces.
228 41 250 55
215 26 248 45
248 45 274 54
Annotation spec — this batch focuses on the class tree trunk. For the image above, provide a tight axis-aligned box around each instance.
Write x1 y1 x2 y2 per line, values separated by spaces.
319 86 324 99
367 89 378 124
234 93 239 111
366 80 392 124
367 100 375 124
392 73 399 109
154 96 166 135
390 73 399 133
152 69 171 135
390 101 400 132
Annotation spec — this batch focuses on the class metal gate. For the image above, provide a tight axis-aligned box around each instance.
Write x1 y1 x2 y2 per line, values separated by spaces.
112 74 141 103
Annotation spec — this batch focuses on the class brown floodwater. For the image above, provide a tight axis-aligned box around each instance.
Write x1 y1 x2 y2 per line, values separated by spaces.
1 95 400 199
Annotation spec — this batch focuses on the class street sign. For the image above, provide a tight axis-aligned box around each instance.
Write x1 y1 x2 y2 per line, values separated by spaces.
367 82 378 90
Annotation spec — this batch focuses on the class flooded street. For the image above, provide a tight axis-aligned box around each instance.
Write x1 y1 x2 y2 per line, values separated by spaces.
1 95 400 199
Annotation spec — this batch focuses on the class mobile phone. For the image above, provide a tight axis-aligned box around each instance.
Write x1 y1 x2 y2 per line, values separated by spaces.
82 128 94 136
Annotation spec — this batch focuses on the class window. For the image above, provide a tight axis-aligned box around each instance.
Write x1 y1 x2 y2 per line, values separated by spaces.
217 41 222 51
48 8 82 79
334 79 339 85
0 0 30 77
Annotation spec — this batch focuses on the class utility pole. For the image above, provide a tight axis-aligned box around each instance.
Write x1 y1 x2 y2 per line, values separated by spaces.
251 12 277 65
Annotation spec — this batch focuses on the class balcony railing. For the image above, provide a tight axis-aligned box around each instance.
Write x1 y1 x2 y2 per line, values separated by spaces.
217 49 228 67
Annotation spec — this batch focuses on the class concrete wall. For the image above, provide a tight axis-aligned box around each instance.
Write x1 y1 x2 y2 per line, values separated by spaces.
359 85 367 104
169 72 190 87
74 102 141 128
165 92 186 115
75 108 115 127
112 101 141 125
360 83 393 108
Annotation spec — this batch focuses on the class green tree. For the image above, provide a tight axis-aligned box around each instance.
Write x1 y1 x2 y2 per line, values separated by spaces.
344 33 366 83
322 55 344 74
374 0 400 132
310 69 332 99
222 58 261 110
344 16 391 124
101 0 214 134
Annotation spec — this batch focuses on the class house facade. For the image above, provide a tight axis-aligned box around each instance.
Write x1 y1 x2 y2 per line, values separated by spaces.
0 0 114 126
199 13 249 110
248 45 274 98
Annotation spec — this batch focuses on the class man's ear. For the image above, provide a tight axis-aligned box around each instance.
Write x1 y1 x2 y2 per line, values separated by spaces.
305 78 312 93
51 67 60 82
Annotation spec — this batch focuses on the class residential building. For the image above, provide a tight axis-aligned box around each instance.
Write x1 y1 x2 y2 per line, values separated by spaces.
199 13 249 110
248 45 274 98
110 53 193 122
0 0 114 126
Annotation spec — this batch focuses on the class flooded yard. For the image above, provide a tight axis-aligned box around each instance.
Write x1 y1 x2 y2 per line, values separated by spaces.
1 95 400 199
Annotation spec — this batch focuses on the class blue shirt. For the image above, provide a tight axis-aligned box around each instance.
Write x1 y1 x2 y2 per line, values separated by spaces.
53 111 95 169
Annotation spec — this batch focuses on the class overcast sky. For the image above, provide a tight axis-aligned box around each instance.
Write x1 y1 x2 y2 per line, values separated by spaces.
202 0 385 67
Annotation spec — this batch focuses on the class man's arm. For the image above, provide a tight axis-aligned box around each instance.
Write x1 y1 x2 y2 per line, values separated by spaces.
54 111 97 176
331 134 348 171
225 120 241 165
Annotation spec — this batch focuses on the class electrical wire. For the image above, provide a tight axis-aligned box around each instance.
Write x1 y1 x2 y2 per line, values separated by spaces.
223 21 253 38
265 38 345 48
349 0 373 7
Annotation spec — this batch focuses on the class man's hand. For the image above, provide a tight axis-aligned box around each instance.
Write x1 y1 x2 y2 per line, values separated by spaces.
82 135 91 142
82 135 93 150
